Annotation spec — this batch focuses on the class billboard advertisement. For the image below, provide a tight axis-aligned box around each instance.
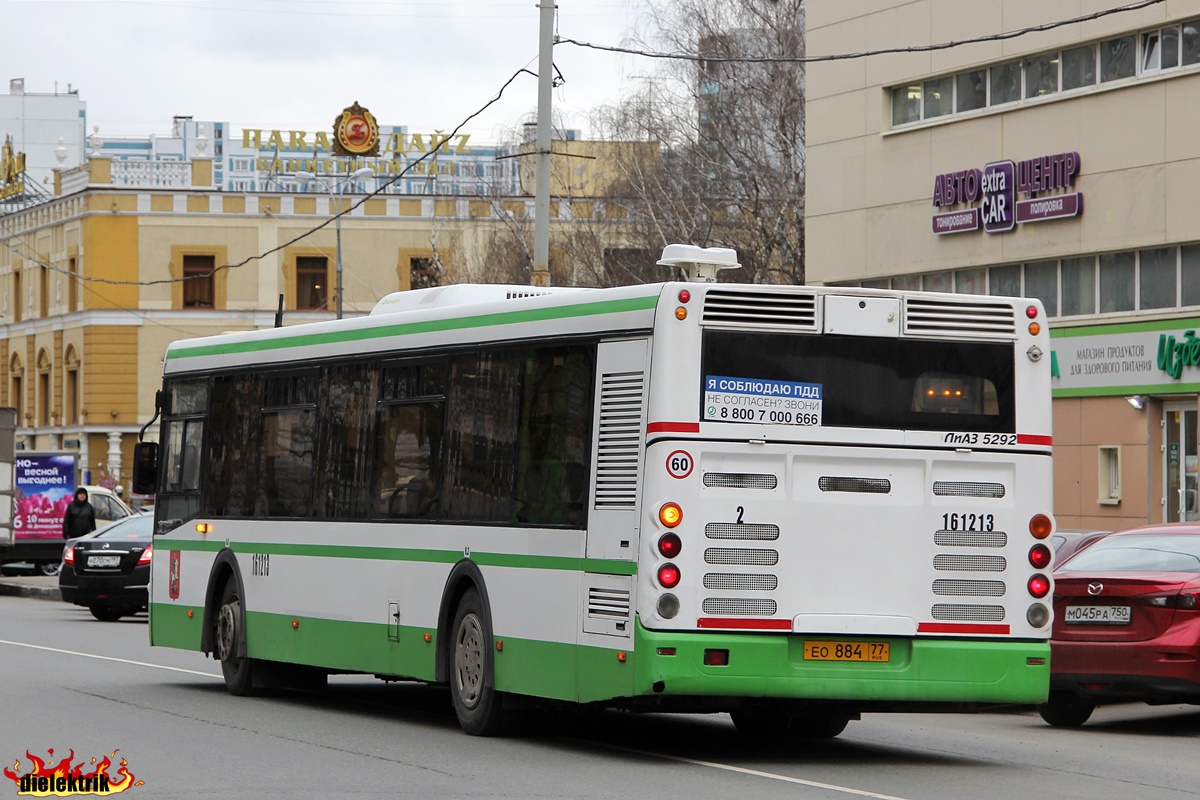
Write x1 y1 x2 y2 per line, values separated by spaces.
13 453 78 540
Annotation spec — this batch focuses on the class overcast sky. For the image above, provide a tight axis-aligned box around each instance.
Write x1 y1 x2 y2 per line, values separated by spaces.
6 0 652 144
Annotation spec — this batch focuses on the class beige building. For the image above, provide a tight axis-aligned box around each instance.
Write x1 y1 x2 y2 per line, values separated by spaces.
808 1 1200 530
0 150 630 492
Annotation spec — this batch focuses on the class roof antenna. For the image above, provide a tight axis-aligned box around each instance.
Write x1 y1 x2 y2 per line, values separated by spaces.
657 244 741 283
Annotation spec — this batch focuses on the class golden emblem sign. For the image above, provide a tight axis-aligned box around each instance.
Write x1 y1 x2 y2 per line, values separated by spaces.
0 136 26 200
332 102 380 157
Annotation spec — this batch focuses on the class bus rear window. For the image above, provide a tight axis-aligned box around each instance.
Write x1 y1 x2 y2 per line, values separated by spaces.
702 331 1015 432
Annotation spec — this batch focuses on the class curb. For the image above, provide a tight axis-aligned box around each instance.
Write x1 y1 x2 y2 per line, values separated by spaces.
0 581 62 602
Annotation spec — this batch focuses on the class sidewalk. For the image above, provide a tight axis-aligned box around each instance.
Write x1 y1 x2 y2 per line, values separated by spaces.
0 575 62 601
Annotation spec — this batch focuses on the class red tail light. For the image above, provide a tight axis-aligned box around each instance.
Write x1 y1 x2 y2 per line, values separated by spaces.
657 563 681 589
1028 573 1050 598
1029 543 1052 569
138 545 153 565
1026 305 1039 319
63 545 74 566
658 533 682 558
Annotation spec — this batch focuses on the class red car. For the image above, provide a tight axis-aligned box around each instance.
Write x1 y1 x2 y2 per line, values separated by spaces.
1039 523 1200 727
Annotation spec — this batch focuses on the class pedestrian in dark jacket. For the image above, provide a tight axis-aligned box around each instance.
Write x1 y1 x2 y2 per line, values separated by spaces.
62 487 97 539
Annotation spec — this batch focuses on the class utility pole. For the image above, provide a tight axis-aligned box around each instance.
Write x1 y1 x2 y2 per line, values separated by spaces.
532 0 555 287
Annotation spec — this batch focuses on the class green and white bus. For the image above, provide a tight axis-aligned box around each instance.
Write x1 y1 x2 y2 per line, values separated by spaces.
143 246 1055 737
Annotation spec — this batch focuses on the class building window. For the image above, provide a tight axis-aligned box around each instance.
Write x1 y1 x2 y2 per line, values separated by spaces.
891 84 922 126
1060 257 1096 316
954 268 986 295
65 368 78 425
989 60 1022 105
922 271 952 293
182 254 215 308
1023 262 1058 317
67 257 78 312
38 372 50 427
1100 35 1136 82
39 266 49 318
10 355 23 424
13 269 21 322
988 265 1021 298
1098 446 1121 505
295 256 328 310
1025 52 1060 97
1182 245 1200 306
923 76 953 118
1139 247 1177 309
1099 252 1136 313
1062 45 1098 90
955 70 987 112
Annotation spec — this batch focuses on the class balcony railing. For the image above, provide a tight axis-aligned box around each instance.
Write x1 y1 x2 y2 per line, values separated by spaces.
110 160 192 188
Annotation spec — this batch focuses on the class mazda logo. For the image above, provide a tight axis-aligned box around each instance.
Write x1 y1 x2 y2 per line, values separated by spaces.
1087 582 1103 595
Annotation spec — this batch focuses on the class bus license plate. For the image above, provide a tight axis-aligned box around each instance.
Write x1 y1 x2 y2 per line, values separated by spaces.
803 641 890 662
1064 605 1131 625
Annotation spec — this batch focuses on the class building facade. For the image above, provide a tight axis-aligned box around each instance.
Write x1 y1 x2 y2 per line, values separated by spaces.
807 1 1200 530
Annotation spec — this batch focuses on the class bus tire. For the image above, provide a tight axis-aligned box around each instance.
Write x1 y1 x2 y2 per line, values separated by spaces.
1037 692 1095 727
215 580 259 697
449 588 510 736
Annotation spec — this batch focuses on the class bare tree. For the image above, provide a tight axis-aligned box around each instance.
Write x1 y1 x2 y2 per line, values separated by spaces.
593 0 806 284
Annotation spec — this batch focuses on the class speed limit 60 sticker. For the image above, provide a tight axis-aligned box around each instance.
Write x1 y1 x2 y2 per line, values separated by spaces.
666 450 693 479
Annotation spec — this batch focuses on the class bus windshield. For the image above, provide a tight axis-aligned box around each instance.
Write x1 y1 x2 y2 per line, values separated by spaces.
702 330 1015 432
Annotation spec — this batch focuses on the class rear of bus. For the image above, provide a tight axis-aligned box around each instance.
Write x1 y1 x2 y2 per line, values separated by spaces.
632 284 1054 713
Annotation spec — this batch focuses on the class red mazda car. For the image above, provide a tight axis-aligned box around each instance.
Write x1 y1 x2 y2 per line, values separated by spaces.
1039 523 1200 727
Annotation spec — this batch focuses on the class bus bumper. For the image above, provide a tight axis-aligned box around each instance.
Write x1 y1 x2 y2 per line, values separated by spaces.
633 619 1050 705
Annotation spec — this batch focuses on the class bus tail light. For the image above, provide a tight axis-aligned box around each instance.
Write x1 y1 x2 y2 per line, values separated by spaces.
1026 305 1039 319
657 593 679 619
678 289 691 304
657 564 681 589
658 532 682 558
659 502 683 528
1029 514 1053 539
1028 543 1052 569
1027 603 1050 628
1027 574 1050 598
703 649 729 666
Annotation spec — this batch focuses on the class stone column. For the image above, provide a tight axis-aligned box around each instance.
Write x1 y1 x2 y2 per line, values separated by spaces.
107 431 123 485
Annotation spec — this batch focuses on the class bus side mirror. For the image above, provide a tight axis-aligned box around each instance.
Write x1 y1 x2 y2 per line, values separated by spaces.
132 442 158 496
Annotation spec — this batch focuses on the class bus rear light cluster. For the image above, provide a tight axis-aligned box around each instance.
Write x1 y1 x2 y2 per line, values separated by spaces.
1027 574 1050 599
1028 543 1052 570
1026 305 1039 319
659 502 683 528
657 564 681 589
658 533 682 559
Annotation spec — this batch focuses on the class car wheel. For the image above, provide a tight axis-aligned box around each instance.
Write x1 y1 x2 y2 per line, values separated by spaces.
89 603 123 622
38 562 62 577
215 581 259 697
1038 692 1095 727
449 588 511 736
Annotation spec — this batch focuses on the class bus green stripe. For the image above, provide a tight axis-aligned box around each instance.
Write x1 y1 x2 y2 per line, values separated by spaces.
163 537 637 575
165 295 660 360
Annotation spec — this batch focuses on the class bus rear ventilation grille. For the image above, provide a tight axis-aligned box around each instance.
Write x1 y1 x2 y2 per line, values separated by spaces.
933 554 1007 572
702 289 818 330
705 522 780 541
703 573 779 591
932 481 1006 498
703 472 778 489
931 603 1005 622
904 298 1016 337
818 476 891 494
932 579 1006 597
935 530 1008 548
702 598 778 616
704 547 780 566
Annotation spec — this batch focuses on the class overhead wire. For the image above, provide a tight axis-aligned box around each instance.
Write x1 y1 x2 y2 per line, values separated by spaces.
556 0 1166 63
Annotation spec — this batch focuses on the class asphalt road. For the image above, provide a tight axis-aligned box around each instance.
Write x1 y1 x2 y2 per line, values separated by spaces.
1 593 1198 800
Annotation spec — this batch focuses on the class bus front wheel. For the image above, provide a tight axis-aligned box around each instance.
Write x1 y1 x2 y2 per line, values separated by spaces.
215 581 259 697
449 588 511 736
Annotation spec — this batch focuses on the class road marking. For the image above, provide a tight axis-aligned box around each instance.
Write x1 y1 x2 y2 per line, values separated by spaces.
590 741 912 800
0 638 221 678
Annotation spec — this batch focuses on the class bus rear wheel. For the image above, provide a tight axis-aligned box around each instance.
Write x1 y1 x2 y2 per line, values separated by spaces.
215 581 259 697
449 589 511 736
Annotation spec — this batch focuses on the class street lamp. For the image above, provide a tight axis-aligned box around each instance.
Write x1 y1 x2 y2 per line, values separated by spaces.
294 166 375 319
